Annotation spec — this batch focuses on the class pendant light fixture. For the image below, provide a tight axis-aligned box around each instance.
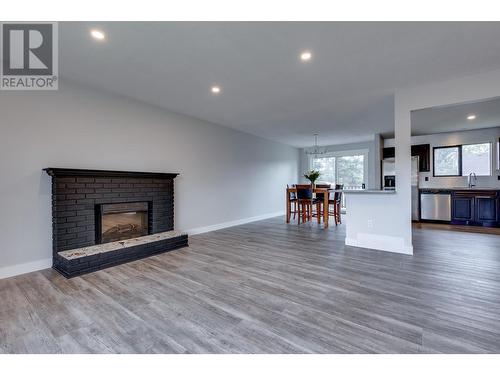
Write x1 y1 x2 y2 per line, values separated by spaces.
305 133 326 157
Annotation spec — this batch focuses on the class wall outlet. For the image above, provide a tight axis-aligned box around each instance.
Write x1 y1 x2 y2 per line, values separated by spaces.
367 219 374 229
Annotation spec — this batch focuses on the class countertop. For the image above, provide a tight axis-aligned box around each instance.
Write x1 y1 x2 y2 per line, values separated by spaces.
343 189 396 194
420 187 500 192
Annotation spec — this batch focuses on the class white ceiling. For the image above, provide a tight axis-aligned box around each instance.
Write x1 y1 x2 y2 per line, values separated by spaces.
411 96 500 136
59 22 500 147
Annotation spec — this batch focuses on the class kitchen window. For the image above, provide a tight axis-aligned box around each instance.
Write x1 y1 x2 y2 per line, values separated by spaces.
433 146 460 176
433 143 491 177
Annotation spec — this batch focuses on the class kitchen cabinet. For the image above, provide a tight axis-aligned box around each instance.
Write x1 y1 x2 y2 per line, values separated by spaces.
451 190 500 227
382 144 430 172
411 144 431 172
475 195 497 223
498 197 500 222
451 194 474 223
382 147 395 159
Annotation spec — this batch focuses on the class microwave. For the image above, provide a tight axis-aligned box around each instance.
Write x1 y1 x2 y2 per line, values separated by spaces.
384 175 396 189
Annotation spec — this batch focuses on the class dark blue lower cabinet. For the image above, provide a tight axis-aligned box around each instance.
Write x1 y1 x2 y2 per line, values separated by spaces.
475 196 497 224
452 195 474 223
451 191 499 227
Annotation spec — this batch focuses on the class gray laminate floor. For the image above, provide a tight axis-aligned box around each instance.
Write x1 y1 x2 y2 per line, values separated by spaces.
1 217 500 353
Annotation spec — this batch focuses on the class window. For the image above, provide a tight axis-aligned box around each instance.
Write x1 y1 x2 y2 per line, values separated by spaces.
336 155 365 187
310 149 367 188
434 146 460 176
433 143 491 177
311 156 336 185
462 143 491 176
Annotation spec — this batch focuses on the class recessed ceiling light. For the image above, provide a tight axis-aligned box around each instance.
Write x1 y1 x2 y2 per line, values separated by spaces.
300 51 312 61
211 86 221 94
90 29 105 41
467 114 476 120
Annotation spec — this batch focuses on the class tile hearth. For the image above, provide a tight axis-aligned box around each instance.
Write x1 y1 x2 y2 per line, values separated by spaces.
58 230 187 260
53 230 188 278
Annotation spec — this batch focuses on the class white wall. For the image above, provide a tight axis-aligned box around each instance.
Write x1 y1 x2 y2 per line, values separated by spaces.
384 127 500 188
0 81 299 277
299 137 380 189
345 192 412 254
345 68 500 255
345 93 414 255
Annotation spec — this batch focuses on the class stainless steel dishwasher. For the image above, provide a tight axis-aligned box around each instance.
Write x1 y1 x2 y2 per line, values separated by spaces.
420 190 452 221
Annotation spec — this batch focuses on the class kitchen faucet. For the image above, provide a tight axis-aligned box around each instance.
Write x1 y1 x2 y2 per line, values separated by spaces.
468 172 477 188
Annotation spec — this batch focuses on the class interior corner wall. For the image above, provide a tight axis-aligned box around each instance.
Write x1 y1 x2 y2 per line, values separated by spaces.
0 81 300 277
392 68 500 252
345 68 500 255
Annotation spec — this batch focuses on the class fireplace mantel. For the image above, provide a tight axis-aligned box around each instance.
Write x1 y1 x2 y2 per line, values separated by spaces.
44 168 179 179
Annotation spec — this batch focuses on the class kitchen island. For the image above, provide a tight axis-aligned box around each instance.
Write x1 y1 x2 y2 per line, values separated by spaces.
345 189 413 254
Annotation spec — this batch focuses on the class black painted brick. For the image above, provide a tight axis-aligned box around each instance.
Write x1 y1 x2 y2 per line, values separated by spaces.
50 171 177 270
95 178 112 183
85 193 102 199
56 188 76 194
67 226 87 234
67 215 86 222
95 188 112 193
76 177 94 183
67 183 86 189
56 177 76 183
78 188 95 194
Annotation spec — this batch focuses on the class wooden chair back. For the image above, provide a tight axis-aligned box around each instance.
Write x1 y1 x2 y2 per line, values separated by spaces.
287 184 297 200
295 184 312 200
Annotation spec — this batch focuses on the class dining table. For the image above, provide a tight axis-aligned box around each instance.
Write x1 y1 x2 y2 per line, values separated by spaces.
286 187 343 228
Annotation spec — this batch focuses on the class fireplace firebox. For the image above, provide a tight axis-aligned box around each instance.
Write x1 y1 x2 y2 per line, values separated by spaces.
96 202 151 244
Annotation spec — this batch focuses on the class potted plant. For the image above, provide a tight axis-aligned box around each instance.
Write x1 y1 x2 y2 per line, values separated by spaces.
304 170 321 190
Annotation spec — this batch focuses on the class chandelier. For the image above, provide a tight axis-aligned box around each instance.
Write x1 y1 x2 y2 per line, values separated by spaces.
305 133 326 156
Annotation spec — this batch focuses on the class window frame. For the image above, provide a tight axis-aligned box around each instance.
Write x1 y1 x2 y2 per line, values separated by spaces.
433 145 462 177
461 142 493 177
433 142 492 177
308 148 369 187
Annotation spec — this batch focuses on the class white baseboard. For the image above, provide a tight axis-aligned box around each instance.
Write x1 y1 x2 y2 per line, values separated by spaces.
185 211 284 236
346 234 413 255
0 258 52 280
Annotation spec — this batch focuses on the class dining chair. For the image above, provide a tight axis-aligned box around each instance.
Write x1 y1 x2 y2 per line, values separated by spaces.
328 184 343 225
286 184 298 220
295 184 314 224
313 184 331 223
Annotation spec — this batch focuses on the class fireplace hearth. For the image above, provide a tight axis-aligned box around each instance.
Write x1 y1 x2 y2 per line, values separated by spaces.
44 168 188 277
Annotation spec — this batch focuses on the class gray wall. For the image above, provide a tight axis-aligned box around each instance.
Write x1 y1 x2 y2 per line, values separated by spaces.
0 81 299 273
299 137 379 189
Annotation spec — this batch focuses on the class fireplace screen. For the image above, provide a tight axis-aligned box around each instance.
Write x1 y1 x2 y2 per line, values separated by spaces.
98 202 149 244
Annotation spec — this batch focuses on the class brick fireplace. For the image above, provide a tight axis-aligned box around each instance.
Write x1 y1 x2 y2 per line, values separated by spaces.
44 168 188 277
